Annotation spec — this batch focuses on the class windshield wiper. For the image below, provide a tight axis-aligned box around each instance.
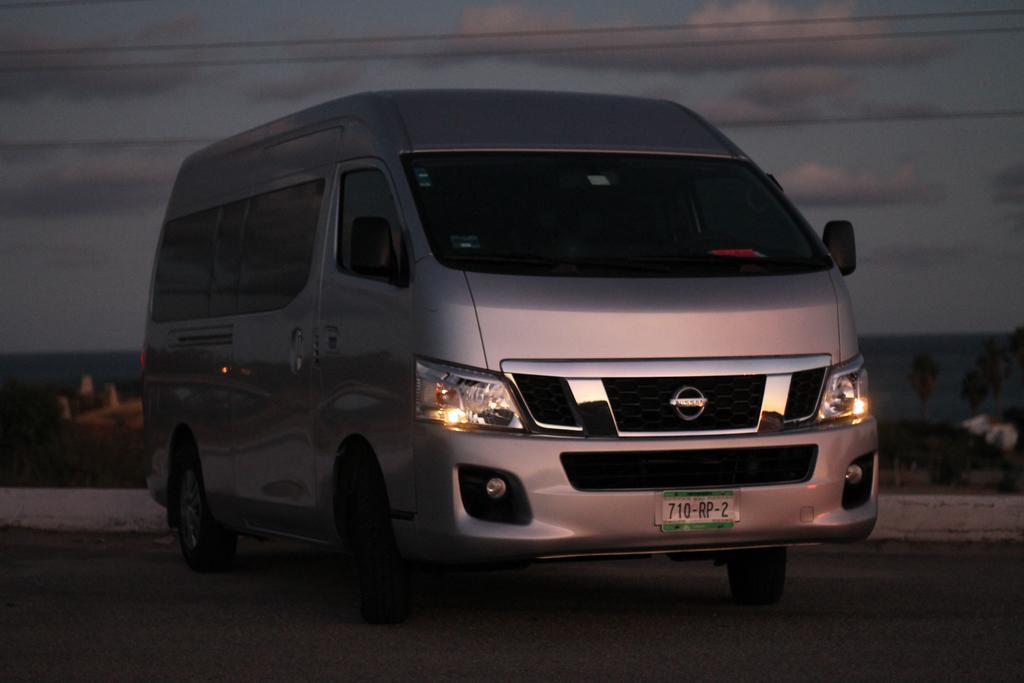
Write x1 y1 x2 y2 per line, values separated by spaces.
445 253 672 273
444 253 562 266
443 252 825 273
629 254 828 270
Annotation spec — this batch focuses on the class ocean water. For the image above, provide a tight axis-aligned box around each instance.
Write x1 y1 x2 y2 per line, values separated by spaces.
1 335 1021 423
0 351 141 391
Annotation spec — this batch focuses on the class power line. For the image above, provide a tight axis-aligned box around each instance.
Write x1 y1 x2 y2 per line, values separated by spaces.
0 0 152 9
721 109 1024 128
2 25 1022 73
0 136 215 149
4 109 1023 150
3 7 1023 56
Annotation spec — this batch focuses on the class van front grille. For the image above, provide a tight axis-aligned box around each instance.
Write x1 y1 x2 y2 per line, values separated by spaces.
603 375 765 432
513 374 577 427
785 367 827 421
561 446 817 490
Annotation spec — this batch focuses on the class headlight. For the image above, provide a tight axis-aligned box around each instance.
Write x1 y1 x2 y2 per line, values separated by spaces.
818 355 869 422
415 359 524 431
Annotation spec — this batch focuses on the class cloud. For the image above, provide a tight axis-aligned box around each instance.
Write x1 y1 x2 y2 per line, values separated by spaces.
242 66 361 103
865 244 980 269
439 1 952 74
0 13 218 102
697 67 856 124
737 67 857 106
699 70 946 126
991 162 1024 233
777 162 943 206
992 162 1024 206
2 241 108 269
135 13 203 42
698 95 818 126
460 3 575 34
0 153 177 218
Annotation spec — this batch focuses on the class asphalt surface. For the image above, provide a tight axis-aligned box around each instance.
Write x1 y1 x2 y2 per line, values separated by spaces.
1 530 1022 681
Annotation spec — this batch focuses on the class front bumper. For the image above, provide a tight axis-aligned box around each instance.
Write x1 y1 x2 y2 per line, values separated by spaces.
397 417 878 564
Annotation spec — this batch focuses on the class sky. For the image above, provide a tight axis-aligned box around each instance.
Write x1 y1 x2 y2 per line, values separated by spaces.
1 0 1022 352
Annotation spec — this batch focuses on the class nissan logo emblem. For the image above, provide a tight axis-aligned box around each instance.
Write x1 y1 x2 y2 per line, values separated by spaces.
669 386 708 421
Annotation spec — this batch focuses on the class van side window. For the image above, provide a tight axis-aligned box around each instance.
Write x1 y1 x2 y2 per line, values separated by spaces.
339 170 400 271
238 179 325 314
152 209 218 322
209 200 246 317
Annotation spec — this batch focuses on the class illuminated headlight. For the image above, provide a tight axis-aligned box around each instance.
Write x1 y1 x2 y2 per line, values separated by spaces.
818 355 869 422
415 359 524 431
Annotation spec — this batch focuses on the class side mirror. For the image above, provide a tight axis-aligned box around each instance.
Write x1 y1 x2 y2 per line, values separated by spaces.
350 216 395 279
823 220 856 276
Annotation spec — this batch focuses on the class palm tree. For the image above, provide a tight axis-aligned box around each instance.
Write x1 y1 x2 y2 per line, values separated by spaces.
1010 326 1024 385
961 369 988 416
977 340 1010 414
907 353 939 420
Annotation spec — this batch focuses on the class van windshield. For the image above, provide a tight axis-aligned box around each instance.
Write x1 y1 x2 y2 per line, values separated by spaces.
404 153 830 276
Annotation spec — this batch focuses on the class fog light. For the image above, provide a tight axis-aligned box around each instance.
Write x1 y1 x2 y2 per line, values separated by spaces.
485 477 507 499
845 463 864 485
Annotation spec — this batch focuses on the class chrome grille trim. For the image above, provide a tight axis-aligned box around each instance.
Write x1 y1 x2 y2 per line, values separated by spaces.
505 373 583 433
501 355 832 379
501 355 832 438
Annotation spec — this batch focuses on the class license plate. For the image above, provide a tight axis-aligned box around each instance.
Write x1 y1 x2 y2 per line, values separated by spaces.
658 490 739 532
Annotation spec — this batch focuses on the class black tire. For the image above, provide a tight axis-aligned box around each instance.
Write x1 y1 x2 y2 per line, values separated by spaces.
727 547 787 605
350 451 410 624
176 453 237 573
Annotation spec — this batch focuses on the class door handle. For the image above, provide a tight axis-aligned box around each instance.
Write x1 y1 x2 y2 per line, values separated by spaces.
290 328 304 373
324 326 340 354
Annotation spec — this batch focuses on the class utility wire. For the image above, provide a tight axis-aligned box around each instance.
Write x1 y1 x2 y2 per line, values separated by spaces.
3 26 1022 73
4 109 1024 150
0 136 214 149
722 109 1024 128
3 7 1024 56
0 0 152 9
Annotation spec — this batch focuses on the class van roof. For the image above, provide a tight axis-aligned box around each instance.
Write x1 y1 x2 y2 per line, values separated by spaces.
194 89 739 161
169 90 743 216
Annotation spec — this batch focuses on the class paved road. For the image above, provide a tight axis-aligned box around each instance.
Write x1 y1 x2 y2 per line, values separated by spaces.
1 530 1022 681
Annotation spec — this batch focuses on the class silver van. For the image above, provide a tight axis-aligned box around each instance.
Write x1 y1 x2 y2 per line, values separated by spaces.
145 90 876 623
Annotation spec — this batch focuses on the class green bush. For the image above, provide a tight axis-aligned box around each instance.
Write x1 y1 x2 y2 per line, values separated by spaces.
0 380 65 485
878 420 1004 485
0 380 145 487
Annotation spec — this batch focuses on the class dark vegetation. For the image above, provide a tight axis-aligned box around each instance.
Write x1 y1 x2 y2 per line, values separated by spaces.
888 325 1024 491
0 380 145 487
2 325 1023 490
877 420 1019 490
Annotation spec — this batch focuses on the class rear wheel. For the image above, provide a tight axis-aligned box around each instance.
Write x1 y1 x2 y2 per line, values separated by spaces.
177 458 237 572
350 451 410 624
727 547 786 605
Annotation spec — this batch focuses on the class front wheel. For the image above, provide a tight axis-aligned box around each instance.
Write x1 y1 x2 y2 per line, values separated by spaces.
177 460 237 572
727 547 787 605
350 452 410 624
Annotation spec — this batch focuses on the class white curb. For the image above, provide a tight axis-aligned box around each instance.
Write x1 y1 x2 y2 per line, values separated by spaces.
0 488 165 532
874 495 1024 542
2 489 1023 541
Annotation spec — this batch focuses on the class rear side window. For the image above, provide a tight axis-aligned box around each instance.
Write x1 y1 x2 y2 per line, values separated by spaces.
339 170 400 271
238 180 325 314
209 200 246 317
152 209 218 322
